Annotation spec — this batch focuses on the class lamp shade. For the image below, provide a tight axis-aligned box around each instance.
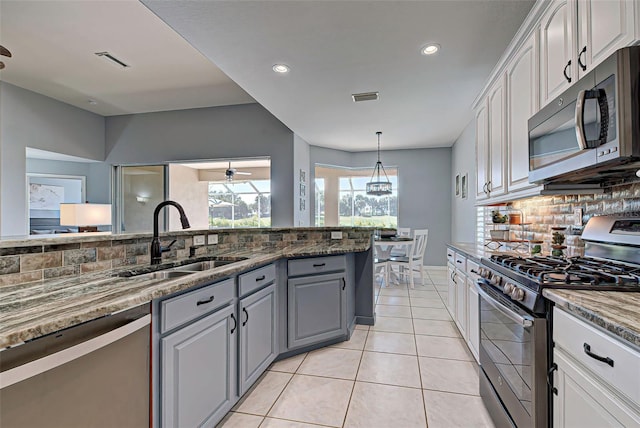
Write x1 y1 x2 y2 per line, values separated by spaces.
60 203 112 227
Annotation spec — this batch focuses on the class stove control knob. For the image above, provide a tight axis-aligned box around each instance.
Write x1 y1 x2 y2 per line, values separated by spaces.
491 275 502 287
503 283 515 295
511 287 525 301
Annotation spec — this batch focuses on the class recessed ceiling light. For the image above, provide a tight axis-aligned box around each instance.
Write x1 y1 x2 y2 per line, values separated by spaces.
88 99 98 105
272 64 290 73
421 44 440 55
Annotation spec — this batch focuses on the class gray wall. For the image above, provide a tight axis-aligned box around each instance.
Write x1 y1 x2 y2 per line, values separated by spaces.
293 134 311 227
450 120 477 243
1 83 106 236
105 104 295 227
310 145 452 266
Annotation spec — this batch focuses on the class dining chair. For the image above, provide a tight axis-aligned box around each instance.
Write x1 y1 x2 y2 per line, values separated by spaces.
388 229 428 288
390 227 411 257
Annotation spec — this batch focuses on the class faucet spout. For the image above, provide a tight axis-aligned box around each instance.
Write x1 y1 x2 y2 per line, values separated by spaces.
150 200 191 265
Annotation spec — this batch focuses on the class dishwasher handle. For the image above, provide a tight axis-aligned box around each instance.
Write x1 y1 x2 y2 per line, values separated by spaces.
0 314 150 389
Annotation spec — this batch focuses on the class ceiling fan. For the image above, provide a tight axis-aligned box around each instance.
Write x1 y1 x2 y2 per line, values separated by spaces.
225 161 252 181
0 45 12 70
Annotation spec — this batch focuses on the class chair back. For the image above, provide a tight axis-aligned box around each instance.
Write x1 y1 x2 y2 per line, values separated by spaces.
410 229 429 261
397 227 411 237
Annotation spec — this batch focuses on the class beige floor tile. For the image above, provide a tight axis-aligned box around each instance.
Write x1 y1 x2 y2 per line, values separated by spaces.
234 371 293 415
434 285 448 292
419 357 479 395
412 319 461 338
378 287 409 296
331 329 368 350
364 331 417 355
218 412 264 427
370 316 414 334
268 374 353 427
411 307 452 321
297 347 362 380
355 324 370 331
408 289 441 298
415 335 474 361
375 304 412 318
269 353 307 373
423 390 495 428
410 297 445 308
376 295 411 306
259 418 331 427
411 283 437 291
438 292 448 302
356 351 421 388
344 382 427 428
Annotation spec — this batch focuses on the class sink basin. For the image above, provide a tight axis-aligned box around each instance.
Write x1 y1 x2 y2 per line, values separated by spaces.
116 256 248 278
138 270 195 280
172 257 248 272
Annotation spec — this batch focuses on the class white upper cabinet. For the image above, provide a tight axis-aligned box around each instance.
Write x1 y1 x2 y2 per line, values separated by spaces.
475 102 489 200
540 0 576 106
487 77 507 198
577 0 637 75
507 32 539 193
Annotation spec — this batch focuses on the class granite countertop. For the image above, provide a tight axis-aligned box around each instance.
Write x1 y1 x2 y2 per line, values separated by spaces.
0 241 368 349
543 289 640 351
447 242 515 263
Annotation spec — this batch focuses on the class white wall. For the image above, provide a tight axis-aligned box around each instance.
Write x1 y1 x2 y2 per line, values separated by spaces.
105 104 296 227
1 83 106 236
293 134 311 226
310 146 452 266
168 164 209 230
450 120 477 243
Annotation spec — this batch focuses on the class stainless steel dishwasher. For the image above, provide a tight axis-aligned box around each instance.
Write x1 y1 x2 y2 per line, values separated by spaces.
0 304 151 428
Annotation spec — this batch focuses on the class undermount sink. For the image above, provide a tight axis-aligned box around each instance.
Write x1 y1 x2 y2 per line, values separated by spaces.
172 260 233 272
138 270 195 280
117 256 248 278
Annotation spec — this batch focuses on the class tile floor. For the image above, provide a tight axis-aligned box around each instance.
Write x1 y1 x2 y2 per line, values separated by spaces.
218 267 495 428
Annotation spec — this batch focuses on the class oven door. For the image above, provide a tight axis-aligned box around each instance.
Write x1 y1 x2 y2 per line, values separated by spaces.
477 281 548 428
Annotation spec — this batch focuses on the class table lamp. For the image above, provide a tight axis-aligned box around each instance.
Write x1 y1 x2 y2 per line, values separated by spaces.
60 203 112 232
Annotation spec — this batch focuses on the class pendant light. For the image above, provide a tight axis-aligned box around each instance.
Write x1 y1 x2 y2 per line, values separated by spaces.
366 131 392 196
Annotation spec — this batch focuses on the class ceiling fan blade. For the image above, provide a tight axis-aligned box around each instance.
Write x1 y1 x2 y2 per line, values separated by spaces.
0 46 12 57
0 61 4 70
235 171 252 175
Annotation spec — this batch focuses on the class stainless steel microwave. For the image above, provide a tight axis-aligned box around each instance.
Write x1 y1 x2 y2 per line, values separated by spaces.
528 46 640 186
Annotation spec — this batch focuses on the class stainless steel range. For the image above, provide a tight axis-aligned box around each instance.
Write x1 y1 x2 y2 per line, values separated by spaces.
476 214 640 428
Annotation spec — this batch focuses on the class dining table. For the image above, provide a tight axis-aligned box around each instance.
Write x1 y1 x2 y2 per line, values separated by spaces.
374 236 414 285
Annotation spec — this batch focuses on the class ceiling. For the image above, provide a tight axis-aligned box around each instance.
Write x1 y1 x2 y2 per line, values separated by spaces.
1 0 534 150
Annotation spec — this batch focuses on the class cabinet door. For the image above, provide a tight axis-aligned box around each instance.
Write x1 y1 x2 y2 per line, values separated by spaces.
507 32 539 193
455 270 468 339
487 77 506 198
446 262 456 317
239 284 277 395
288 272 346 349
540 0 576 106
578 0 636 76
475 102 489 201
466 275 480 362
161 305 236 428
553 350 640 427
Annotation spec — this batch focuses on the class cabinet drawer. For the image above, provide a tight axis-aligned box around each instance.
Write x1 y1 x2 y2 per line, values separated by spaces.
454 253 466 272
446 249 455 264
467 260 480 278
161 278 235 334
553 307 640 405
238 264 276 297
288 255 346 277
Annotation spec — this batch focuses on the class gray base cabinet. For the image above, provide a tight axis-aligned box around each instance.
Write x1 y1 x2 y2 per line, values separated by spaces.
161 304 236 428
239 283 277 395
287 271 347 349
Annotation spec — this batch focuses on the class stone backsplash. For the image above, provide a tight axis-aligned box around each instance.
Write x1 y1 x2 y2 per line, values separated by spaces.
0 228 372 287
482 182 640 256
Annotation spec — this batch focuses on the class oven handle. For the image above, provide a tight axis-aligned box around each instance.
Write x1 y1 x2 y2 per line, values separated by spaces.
476 285 533 327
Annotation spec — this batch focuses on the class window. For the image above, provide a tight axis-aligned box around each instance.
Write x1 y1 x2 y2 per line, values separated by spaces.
315 165 398 228
209 180 271 228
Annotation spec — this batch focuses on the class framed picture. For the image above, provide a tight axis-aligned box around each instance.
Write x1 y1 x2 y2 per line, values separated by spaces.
299 183 306 197
299 197 305 211
455 174 460 197
461 173 468 199
299 169 306 183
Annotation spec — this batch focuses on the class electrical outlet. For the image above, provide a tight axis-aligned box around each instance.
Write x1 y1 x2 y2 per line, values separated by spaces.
573 208 583 226
207 234 218 245
331 231 343 240
193 235 205 246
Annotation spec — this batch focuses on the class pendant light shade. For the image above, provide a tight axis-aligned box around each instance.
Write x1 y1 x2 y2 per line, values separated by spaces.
366 131 392 196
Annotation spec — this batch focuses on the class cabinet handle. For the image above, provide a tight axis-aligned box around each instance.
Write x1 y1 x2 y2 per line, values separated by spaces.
313 263 326 267
230 313 237 334
482 183 488 194
487 181 492 192
242 307 249 326
563 60 572 83
196 295 215 306
547 363 558 395
456 260 462 264
255 275 266 282
471 269 479 274
342 278 346 290
578 46 587 71
583 343 614 367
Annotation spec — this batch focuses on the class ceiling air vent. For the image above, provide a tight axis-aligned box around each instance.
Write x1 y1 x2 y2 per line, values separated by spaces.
95 51 129 68
352 92 379 102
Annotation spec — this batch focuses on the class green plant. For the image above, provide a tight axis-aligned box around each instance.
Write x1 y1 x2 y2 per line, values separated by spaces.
491 210 508 223
530 244 542 255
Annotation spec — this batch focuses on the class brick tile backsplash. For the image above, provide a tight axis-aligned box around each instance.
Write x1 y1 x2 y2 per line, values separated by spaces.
483 182 640 256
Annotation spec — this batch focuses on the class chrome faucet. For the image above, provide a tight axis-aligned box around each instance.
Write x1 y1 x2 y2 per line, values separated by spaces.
150 200 191 265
